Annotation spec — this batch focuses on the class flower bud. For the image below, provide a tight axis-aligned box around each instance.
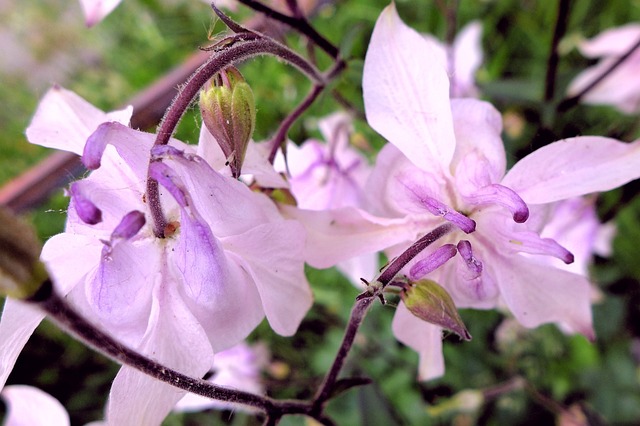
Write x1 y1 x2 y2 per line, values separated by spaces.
199 66 256 178
400 278 471 340
0 207 49 299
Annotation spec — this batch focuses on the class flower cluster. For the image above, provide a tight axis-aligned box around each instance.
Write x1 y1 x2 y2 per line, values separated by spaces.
1 1 640 424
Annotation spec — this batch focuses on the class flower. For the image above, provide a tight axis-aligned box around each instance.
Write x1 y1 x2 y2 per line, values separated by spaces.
567 23 640 114
289 4 640 380
0 86 312 423
0 385 70 426
276 113 378 286
422 20 483 98
79 0 123 27
174 342 269 413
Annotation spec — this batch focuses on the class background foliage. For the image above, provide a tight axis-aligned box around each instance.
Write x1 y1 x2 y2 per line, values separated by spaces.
1 0 639 424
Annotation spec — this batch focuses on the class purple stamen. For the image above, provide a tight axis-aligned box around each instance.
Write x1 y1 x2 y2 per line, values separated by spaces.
465 184 529 223
422 196 476 233
69 182 102 225
456 240 483 278
409 244 458 279
112 211 146 240
509 232 575 264
82 123 111 170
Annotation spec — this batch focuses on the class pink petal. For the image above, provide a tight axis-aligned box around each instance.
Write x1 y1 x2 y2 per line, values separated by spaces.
578 24 640 58
493 255 594 339
223 221 312 336
0 300 45 390
392 303 445 381
452 21 483 97
106 283 214 425
1 385 69 426
363 4 455 171
502 137 640 204
281 205 427 269
25 86 132 155
79 0 123 27
450 99 506 186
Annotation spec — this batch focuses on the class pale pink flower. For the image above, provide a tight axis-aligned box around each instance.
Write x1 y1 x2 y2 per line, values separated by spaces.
422 21 483 98
567 24 640 114
290 5 640 380
276 113 378 286
174 342 269 413
0 385 70 426
79 0 123 27
0 86 311 424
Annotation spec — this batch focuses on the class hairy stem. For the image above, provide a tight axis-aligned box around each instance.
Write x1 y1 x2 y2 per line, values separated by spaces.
146 36 324 238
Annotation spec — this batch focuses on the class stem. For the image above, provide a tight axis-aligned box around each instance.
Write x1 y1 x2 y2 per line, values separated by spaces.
377 223 454 287
27 280 279 411
558 35 640 111
544 0 571 102
146 36 324 238
267 59 346 164
312 296 375 412
311 223 455 412
237 0 340 59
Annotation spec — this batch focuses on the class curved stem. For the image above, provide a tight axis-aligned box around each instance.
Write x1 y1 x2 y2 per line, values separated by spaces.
146 36 324 238
544 0 571 103
28 280 278 412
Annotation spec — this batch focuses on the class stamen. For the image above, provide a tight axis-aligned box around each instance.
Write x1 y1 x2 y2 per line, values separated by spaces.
509 231 575 264
421 196 476 233
456 240 483 278
465 184 529 223
409 244 457 279
82 123 111 170
69 182 102 225
112 211 146 240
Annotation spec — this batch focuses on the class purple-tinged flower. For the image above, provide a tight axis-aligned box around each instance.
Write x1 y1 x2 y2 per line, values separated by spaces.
290 5 640 380
276 113 379 286
567 24 640 114
174 342 269 413
0 87 312 423
0 385 70 426
422 21 483 98
79 0 123 27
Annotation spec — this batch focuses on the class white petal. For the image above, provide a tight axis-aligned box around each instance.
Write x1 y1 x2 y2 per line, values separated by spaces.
452 21 483 97
578 24 640 57
392 303 445 381
79 0 123 27
363 4 455 171
223 221 312 336
106 283 214 425
493 255 594 339
1 385 69 426
25 86 131 155
0 300 45 390
502 137 640 204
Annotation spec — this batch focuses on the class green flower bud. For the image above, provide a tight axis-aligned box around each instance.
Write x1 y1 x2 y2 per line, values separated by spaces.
400 278 471 341
0 207 49 299
199 66 256 178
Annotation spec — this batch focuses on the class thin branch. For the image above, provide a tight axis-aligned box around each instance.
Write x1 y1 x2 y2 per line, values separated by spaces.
237 0 340 59
544 0 571 102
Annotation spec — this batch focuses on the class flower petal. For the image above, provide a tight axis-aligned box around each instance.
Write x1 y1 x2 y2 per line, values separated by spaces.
493 255 594 339
25 86 131 155
451 21 483 97
578 24 640 57
502 137 640 204
392 303 445 381
79 0 123 27
363 4 455 171
223 221 312 336
106 282 214 425
1 385 70 426
0 300 45 390
281 205 427 269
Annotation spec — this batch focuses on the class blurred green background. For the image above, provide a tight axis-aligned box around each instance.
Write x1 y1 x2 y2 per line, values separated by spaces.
1 0 640 424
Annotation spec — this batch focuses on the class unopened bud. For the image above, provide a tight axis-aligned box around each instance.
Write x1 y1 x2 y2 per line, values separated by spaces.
0 207 49 299
199 66 256 178
400 278 471 340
